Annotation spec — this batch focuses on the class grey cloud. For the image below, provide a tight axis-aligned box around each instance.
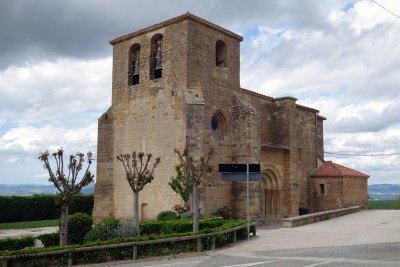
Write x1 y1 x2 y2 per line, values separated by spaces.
326 104 400 133
0 0 345 69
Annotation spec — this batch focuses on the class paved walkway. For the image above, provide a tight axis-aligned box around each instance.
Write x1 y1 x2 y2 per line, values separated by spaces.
85 210 400 266
0 226 58 239
219 210 400 253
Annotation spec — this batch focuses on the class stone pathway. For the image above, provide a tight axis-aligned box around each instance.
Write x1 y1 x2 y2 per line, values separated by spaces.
0 226 58 239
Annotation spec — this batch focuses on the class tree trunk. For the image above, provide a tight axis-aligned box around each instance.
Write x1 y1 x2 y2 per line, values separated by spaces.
192 183 199 232
60 201 69 246
189 193 194 212
133 191 139 226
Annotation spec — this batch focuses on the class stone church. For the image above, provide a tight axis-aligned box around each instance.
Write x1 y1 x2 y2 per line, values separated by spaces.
93 13 369 223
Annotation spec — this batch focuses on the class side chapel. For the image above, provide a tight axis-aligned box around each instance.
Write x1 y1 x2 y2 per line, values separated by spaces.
93 13 369 223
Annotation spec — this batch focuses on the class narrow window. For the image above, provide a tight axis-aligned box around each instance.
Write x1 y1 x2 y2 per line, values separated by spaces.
216 40 227 67
128 44 140 85
150 34 163 79
297 148 302 163
319 184 325 195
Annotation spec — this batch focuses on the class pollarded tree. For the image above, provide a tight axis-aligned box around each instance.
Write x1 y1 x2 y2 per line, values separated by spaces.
174 148 213 231
38 148 94 245
117 152 161 226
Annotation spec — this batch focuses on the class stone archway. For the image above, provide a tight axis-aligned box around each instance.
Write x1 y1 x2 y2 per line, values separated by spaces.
261 165 282 218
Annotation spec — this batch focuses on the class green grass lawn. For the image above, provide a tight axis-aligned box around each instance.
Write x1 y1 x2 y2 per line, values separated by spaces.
368 200 398 210
0 219 59 230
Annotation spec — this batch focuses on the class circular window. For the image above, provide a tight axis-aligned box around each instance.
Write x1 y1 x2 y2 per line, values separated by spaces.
211 112 226 132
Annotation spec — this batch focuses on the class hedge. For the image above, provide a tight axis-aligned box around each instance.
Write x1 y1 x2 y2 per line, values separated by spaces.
37 232 59 248
1 220 251 257
139 218 225 236
0 194 94 223
0 219 256 267
1 220 254 266
0 236 35 251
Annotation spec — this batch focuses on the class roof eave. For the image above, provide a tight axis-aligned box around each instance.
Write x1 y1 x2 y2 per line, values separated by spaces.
109 12 243 45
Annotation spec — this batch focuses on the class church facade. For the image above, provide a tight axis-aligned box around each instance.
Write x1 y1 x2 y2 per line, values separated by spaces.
93 13 367 223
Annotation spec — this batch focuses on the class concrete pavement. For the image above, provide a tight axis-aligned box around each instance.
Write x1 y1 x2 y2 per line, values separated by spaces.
85 210 400 266
220 210 400 253
0 226 58 239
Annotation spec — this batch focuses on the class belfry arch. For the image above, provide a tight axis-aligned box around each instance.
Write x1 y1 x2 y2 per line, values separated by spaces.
261 164 283 218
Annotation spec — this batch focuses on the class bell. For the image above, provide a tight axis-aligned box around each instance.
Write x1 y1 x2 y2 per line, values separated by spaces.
133 60 140 75
155 58 162 70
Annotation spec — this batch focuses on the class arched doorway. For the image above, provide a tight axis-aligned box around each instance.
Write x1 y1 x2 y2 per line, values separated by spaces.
261 165 282 218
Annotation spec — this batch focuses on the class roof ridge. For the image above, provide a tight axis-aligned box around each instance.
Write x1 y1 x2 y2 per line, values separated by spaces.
330 162 344 176
110 12 243 45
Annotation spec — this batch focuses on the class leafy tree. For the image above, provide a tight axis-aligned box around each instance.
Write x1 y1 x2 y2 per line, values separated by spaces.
174 148 213 231
169 165 192 207
38 148 94 245
117 152 161 226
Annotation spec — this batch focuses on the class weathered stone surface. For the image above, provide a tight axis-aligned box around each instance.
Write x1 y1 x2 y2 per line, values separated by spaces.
93 14 366 223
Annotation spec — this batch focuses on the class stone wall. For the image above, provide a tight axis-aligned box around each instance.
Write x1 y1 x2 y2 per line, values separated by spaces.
94 20 192 222
243 91 323 218
310 176 343 212
343 177 368 208
93 110 115 222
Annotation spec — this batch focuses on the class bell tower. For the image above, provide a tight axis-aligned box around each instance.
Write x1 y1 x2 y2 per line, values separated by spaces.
94 13 244 222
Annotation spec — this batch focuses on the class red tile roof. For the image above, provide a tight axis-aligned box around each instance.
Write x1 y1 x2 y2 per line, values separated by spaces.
310 161 369 178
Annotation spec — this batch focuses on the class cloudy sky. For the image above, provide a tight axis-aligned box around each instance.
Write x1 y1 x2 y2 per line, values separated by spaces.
0 0 399 185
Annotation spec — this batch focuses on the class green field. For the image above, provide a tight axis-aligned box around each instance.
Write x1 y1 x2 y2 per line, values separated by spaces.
0 219 58 230
368 200 399 210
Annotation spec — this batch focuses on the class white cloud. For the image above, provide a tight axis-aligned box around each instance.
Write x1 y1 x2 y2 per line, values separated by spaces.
329 0 398 35
0 57 112 126
239 0 400 184
324 125 400 184
0 123 97 162
34 173 49 179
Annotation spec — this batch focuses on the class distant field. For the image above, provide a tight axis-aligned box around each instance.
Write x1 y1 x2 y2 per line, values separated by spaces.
0 219 58 230
368 200 399 210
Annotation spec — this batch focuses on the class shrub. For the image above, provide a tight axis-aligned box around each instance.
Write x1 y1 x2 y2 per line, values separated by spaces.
172 204 190 216
139 218 224 236
213 206 234 220
114 221 140 238
156 211 178 221
67 213 93 244
180 212 193 220
37 232 60 247
84 218 119 243
0 194 94 223
0 236 35 251
139 221 163 236
84 219 141 242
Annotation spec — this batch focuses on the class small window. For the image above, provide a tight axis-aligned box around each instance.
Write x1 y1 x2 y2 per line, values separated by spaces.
319 184 325 195
215 40 227 67
128 44 140 85
150 34 163 79
211 112 226 132
297 148 302 163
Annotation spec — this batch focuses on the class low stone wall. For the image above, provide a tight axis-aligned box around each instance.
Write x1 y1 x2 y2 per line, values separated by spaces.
282 206 362 227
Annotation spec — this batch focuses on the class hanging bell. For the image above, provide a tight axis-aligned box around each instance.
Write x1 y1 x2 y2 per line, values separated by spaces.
155 57 162 70
133 60 140 75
